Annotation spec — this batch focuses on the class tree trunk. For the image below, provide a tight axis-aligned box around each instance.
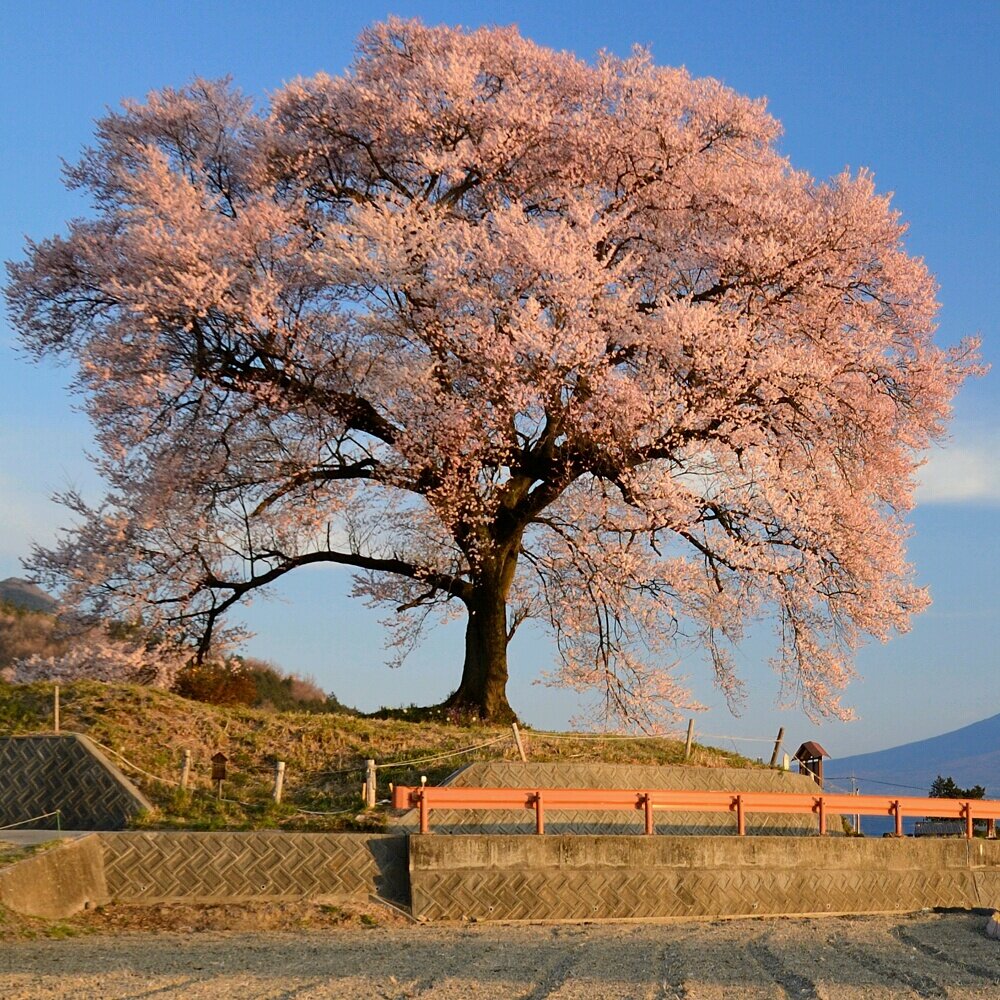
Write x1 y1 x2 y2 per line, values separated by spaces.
444 578 516 722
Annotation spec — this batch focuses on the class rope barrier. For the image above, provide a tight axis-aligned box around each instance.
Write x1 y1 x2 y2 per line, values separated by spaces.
0 810 62 831
90 740 182 787
697 733 790 744
301 762 371 777
283 805 360 817
526 730 686 741
374 734 510 770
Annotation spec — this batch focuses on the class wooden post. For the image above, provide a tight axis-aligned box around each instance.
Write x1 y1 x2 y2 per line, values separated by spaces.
768 727 785 768
642 793 654 836
736 794 746 837
273 761 285 804
684 719 694 761
180 749 191 791
511 723 527 762
534 791 545 835
364 759 377 808
53 683 60 734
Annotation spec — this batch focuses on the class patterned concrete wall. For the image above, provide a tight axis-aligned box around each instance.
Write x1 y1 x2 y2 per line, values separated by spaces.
410 835 1000 922
0 734 152 830
393 762 831 836
100 832 408 906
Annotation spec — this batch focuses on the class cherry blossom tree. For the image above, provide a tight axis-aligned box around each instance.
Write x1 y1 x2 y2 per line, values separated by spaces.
5 19 977 725
3 634 186 689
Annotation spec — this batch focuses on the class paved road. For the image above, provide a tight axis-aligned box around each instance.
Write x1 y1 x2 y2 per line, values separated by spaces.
1 911 999 998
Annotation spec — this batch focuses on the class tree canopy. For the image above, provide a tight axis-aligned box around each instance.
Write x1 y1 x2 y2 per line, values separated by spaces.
929 775 986 801
5 18 977 725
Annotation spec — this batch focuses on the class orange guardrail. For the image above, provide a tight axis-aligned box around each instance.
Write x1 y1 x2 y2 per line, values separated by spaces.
391 785 1000 837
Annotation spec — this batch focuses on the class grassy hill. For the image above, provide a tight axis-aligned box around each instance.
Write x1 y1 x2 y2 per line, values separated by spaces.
0 681 752 831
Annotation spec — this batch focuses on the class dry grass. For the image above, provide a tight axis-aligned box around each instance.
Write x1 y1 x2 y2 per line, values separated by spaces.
0 605 65 669
0 680 753 831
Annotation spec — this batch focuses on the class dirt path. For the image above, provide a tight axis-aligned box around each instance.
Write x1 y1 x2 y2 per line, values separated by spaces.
1 911 998 999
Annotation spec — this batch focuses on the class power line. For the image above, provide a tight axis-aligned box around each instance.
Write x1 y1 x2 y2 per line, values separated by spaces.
826 774 930 793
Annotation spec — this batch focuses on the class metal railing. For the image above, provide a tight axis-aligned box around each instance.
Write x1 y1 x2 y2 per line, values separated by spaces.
391 785 1000 838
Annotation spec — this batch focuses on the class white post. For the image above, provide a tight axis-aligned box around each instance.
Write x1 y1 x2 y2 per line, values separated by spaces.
273 761 286 804
364 759 377 808
180 749 192 790
53 683 60 734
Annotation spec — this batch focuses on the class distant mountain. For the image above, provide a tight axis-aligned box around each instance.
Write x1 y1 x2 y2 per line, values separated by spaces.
0 577 57 614
829 712 1000 798
825 712 1000 834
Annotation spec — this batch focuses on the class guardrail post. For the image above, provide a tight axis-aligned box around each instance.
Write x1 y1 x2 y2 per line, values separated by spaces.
963 802 974 840
817 796 827 836
418 789 430 834
736 794 746 836
642 793 654 835
891 800 903 837
534 791 545 835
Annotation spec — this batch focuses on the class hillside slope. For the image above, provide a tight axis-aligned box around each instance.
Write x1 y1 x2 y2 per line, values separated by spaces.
0 681 751 831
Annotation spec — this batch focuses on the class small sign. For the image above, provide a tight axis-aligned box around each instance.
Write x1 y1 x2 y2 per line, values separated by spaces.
211 752 228 782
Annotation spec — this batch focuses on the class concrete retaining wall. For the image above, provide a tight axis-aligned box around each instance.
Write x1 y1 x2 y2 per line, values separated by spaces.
409 835 1000 922
0 734 151 830
6 830 1000 923
394 762 832 836
0 832 407 918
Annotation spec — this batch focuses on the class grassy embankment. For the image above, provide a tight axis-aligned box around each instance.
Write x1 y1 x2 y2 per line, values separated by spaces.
0 680 753 831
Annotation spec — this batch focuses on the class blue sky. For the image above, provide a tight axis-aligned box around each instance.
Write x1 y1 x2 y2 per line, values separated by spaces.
1 1 997 758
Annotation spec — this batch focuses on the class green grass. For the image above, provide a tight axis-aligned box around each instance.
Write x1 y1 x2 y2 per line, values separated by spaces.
0 680 754 831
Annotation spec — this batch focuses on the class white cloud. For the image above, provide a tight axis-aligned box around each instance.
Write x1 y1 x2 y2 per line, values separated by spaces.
916 431 1000 504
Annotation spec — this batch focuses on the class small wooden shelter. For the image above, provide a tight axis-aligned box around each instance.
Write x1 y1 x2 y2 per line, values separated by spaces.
793 741 829 786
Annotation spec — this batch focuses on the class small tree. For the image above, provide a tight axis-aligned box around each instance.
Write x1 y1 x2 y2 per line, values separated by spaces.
5 19 977 725
928 774 987 829
929 775 986 801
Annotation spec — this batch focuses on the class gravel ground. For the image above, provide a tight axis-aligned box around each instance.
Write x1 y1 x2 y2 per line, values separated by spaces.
1 910 999 998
